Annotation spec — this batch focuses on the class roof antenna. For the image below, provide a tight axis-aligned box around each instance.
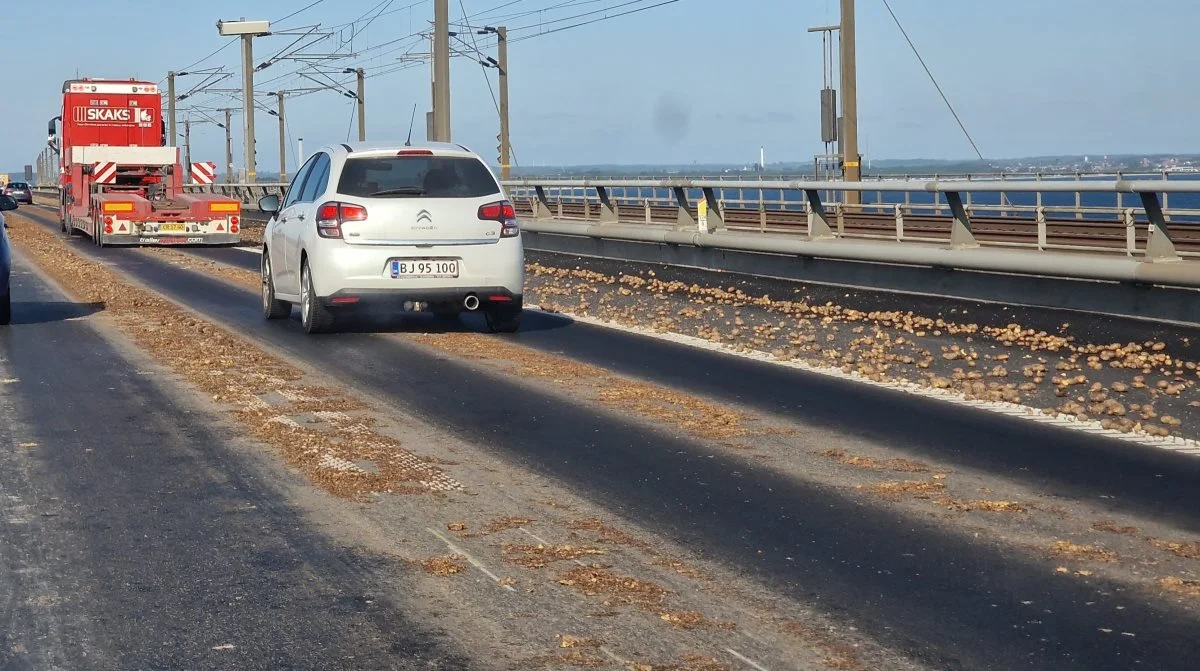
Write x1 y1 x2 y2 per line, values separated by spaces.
404 103 417 147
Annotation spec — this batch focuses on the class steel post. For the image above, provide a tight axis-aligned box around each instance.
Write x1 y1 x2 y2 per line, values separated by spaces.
1139 192 1179 261
498 26 511 180
355 68 366 142
224 109 233 184
946 192 978 248
167 71 177 148
183 119 192 180
277 92 287 182
432 0 451 141
839 0 860 203
804 190 835 240
241 34 257 182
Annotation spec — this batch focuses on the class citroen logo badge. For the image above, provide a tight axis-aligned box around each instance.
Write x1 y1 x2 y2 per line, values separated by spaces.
416 209 432 223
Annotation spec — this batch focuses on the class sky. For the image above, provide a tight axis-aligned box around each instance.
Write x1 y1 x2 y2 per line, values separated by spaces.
3 0 1199 174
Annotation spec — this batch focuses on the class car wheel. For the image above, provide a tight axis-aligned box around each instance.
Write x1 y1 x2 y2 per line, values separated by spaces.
0 291 10 326
262 251 290 319
300 260 335 334
484 305 521 333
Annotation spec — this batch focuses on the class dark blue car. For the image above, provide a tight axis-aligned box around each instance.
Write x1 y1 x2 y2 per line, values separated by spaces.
0 194 17 324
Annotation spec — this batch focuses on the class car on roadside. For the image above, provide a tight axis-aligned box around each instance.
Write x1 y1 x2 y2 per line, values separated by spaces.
3 182 32 205
257 141 524 334
1 193 19 325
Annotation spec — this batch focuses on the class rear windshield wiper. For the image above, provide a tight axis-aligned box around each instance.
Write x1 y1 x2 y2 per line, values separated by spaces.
369 186 426 196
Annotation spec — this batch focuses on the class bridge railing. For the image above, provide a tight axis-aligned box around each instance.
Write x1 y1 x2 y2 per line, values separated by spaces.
494 177 1200 289
32 177 1200 285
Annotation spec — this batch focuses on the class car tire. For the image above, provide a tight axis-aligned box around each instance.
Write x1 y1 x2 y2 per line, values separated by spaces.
484 305 521 333
0 291 10 326
261 251 290 320
300 260 335 334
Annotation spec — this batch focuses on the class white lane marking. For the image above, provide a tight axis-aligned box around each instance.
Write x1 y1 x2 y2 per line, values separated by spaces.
726 648 771 671
266 415 301 429
526 305 1200 456
235 246 263 254
518 526 591 568
317 454 364 473
425 527 516 592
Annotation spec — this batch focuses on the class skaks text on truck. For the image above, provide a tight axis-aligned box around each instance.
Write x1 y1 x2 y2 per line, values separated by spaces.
48 78 242 246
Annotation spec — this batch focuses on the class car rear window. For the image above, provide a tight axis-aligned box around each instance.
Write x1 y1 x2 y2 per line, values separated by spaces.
336 156 500 199
8 183 27 189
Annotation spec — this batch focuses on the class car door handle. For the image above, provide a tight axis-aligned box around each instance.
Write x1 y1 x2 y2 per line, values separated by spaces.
297 213 306 221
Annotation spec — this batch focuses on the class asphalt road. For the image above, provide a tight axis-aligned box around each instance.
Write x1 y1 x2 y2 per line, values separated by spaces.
13 207 1200 670
0 256 472 669
183 243 1200 534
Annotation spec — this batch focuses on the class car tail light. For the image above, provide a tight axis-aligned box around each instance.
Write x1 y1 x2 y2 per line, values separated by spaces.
478 200 519 238
316 201 368 239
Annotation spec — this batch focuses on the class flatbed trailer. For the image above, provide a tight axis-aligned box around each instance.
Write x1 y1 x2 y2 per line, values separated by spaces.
50 78 241 247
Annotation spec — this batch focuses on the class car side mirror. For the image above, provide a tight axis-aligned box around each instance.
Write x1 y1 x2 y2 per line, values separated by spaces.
258 194 281 214
0 195 18 211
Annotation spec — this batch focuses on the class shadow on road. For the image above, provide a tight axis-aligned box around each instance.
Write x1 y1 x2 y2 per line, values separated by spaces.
6 300 106 325
312 306 574 336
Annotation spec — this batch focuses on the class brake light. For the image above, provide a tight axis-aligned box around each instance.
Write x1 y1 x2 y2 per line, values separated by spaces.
397 149 434 156
478 200 519 238
315 201 368 239
230 215 240 234
103 216 113 234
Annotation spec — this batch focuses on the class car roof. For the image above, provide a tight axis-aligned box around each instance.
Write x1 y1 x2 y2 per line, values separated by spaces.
319 141 482 160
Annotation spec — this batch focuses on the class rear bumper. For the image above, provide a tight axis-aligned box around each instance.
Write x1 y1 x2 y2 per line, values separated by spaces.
322 286 522 311
309 239 525 298
103 233 241 246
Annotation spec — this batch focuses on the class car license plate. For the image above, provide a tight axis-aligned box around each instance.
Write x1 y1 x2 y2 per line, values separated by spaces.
390 259 459 278
160 223 186 232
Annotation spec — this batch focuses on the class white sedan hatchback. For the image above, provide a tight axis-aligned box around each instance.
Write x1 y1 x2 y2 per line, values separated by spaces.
258 142 524 334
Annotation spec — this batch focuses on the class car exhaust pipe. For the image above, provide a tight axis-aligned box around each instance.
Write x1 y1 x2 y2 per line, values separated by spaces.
463 294 480 311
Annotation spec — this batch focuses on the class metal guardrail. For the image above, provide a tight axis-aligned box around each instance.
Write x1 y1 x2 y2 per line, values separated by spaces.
495 177 1200 289
33 177 1200 287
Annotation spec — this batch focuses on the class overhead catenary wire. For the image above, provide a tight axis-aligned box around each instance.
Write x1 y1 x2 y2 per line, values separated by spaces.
507 0 680 43
274 0 333 24
172 0 686 162
879 0 984 162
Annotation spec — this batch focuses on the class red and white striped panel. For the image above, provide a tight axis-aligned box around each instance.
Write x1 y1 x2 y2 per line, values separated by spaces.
190 162 217 185
91 161 117 184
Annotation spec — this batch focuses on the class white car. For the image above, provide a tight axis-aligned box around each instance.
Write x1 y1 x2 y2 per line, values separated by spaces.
258 142 524 334
0 193 18 325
